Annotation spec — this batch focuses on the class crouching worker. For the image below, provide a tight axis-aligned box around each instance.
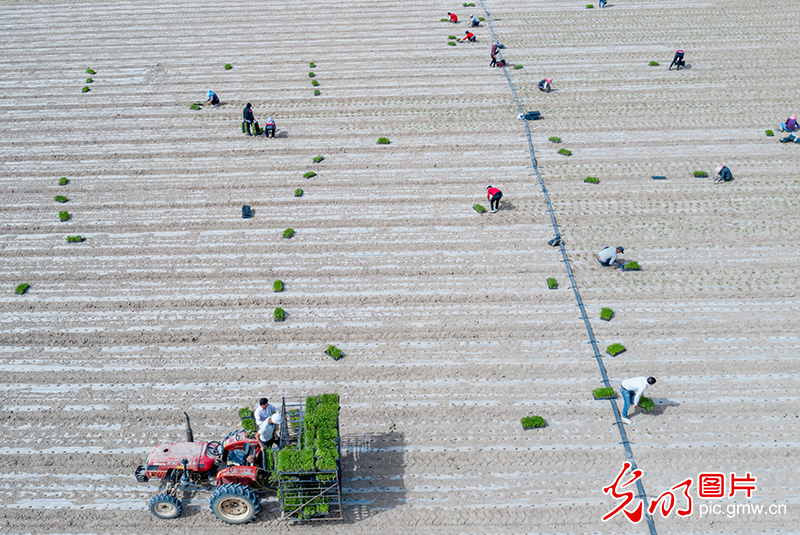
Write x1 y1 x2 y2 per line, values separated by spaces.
597 246 624 267
461 31 476 42
448 12 458 23
780 114 797 132
470 14 480 27
780 132 800 144
242 103 259 136
713 164 733 183
257 411 282 450
538 78 553 92
487 185 502 213
264 116 276 138
668 50 685 70
206 90 219 106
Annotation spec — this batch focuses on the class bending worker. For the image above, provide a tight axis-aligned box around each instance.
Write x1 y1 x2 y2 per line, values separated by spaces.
620 376 657 425
461 30 476 42
487 185 502 212
597 246 624 267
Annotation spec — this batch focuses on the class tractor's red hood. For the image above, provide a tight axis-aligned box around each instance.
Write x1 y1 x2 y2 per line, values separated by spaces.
146 442 215 472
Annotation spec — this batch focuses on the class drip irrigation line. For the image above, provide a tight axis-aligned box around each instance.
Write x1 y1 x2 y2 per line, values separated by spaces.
477 2 657 533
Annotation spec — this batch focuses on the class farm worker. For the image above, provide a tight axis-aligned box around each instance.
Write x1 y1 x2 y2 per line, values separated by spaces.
620 376 657 424
461 31 476 43
206 90 219 106
242 103 257 136
599 0 606 8
470 14 480 27
448 12 458 23
780 114 797 132
538 78 553 92
254 397 278 428
264 116 276 138
713 164 733 183
487 185 502 212
596 246 624 267
257 411 282 449
668 50 685 70
490 41 499 67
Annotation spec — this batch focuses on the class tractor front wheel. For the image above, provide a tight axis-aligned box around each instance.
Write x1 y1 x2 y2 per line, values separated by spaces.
148 493 182 519
209 483 261 524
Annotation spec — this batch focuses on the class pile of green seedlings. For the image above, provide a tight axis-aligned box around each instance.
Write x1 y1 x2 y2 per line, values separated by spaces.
283 228 294 239
238 407 257 435
15 283 29 295
585 176 599 184
273 280 284 292
693 171 708 177
325 345 342 360
547 277 558 289
473 204 487 213
606 343 626 356
593 387 616 399
623 261 640 270
521 415 546 429
55 195 68 203
638 396 655 411
548 136 562 143
275 393 340 518
303 171 316 179
649 61 659 66
766 130 774 136
59 210 70 222
66 235 84 243
600 307 613 320
295 188 303 197
377 137 390 144
224 63 232 70
558 148 572 156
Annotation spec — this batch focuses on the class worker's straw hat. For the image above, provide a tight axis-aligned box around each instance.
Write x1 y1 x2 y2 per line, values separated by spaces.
715 164 724 173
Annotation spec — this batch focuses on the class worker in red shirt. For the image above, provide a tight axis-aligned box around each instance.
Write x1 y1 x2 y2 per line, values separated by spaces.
461 31 476 43
448 12 458 23
487 185 502 212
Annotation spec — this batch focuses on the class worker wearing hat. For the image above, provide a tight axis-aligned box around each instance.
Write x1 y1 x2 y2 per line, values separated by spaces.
257 411 282 449
597 246 625 267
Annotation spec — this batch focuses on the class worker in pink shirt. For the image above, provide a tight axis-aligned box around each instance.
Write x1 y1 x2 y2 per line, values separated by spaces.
487 185 502 212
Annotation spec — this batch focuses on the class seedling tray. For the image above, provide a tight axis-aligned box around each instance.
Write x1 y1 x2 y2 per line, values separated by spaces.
651 176 667 180
606 348 626 357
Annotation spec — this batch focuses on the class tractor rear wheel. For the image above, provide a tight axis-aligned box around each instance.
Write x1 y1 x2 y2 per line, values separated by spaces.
148 493 182 519
209 483 261 524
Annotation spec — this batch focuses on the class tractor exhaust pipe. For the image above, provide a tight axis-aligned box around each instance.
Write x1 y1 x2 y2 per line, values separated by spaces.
184 411 194 443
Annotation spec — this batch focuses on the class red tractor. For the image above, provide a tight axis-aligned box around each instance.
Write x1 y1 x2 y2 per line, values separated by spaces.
135 396 342 525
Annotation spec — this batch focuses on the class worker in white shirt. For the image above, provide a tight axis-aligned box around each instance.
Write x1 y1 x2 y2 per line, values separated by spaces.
620 376 656 424
597 246 624 267
257 412 282 450
254 397 278 428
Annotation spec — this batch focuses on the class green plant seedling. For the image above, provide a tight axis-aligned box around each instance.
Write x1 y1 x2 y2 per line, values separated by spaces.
295 188 303 197
308 72 315 78
766 129 774 136
592 387 616 399
623 261 640 270
448 35 457 40
54 195 68 203
547 277 558 289
313 155 324 163
309 62 315 68
58 177 68 185
586 4 594 7
513 64 523 69
304 171 316 179
273 280 284 292
224 63 232 70
377 137 390 144
85 78 93 83
606 343 626 356
238 407 256 434
314 89 320 96
86 68 95 74
447 42 456 46
649 61 659 66
585 176 599 184
326 345 342 360
479 17 485 21
58 210 69 221
558 148 572 156
600 307 613 320
274 307 285 321
638 396 655 411
189 103 201 110
81 86 90 93
548 136 561 143
312 79 319 86
66 235 84 243
521 415 546 429
473 204 487 213
693 171 708 177
15 283 29 295
283 228 294 239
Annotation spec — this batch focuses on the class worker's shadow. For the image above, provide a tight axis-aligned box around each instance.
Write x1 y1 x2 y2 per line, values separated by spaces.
500 201 517 211
341 432 406 523
640 399 679 417
276 131 289 138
